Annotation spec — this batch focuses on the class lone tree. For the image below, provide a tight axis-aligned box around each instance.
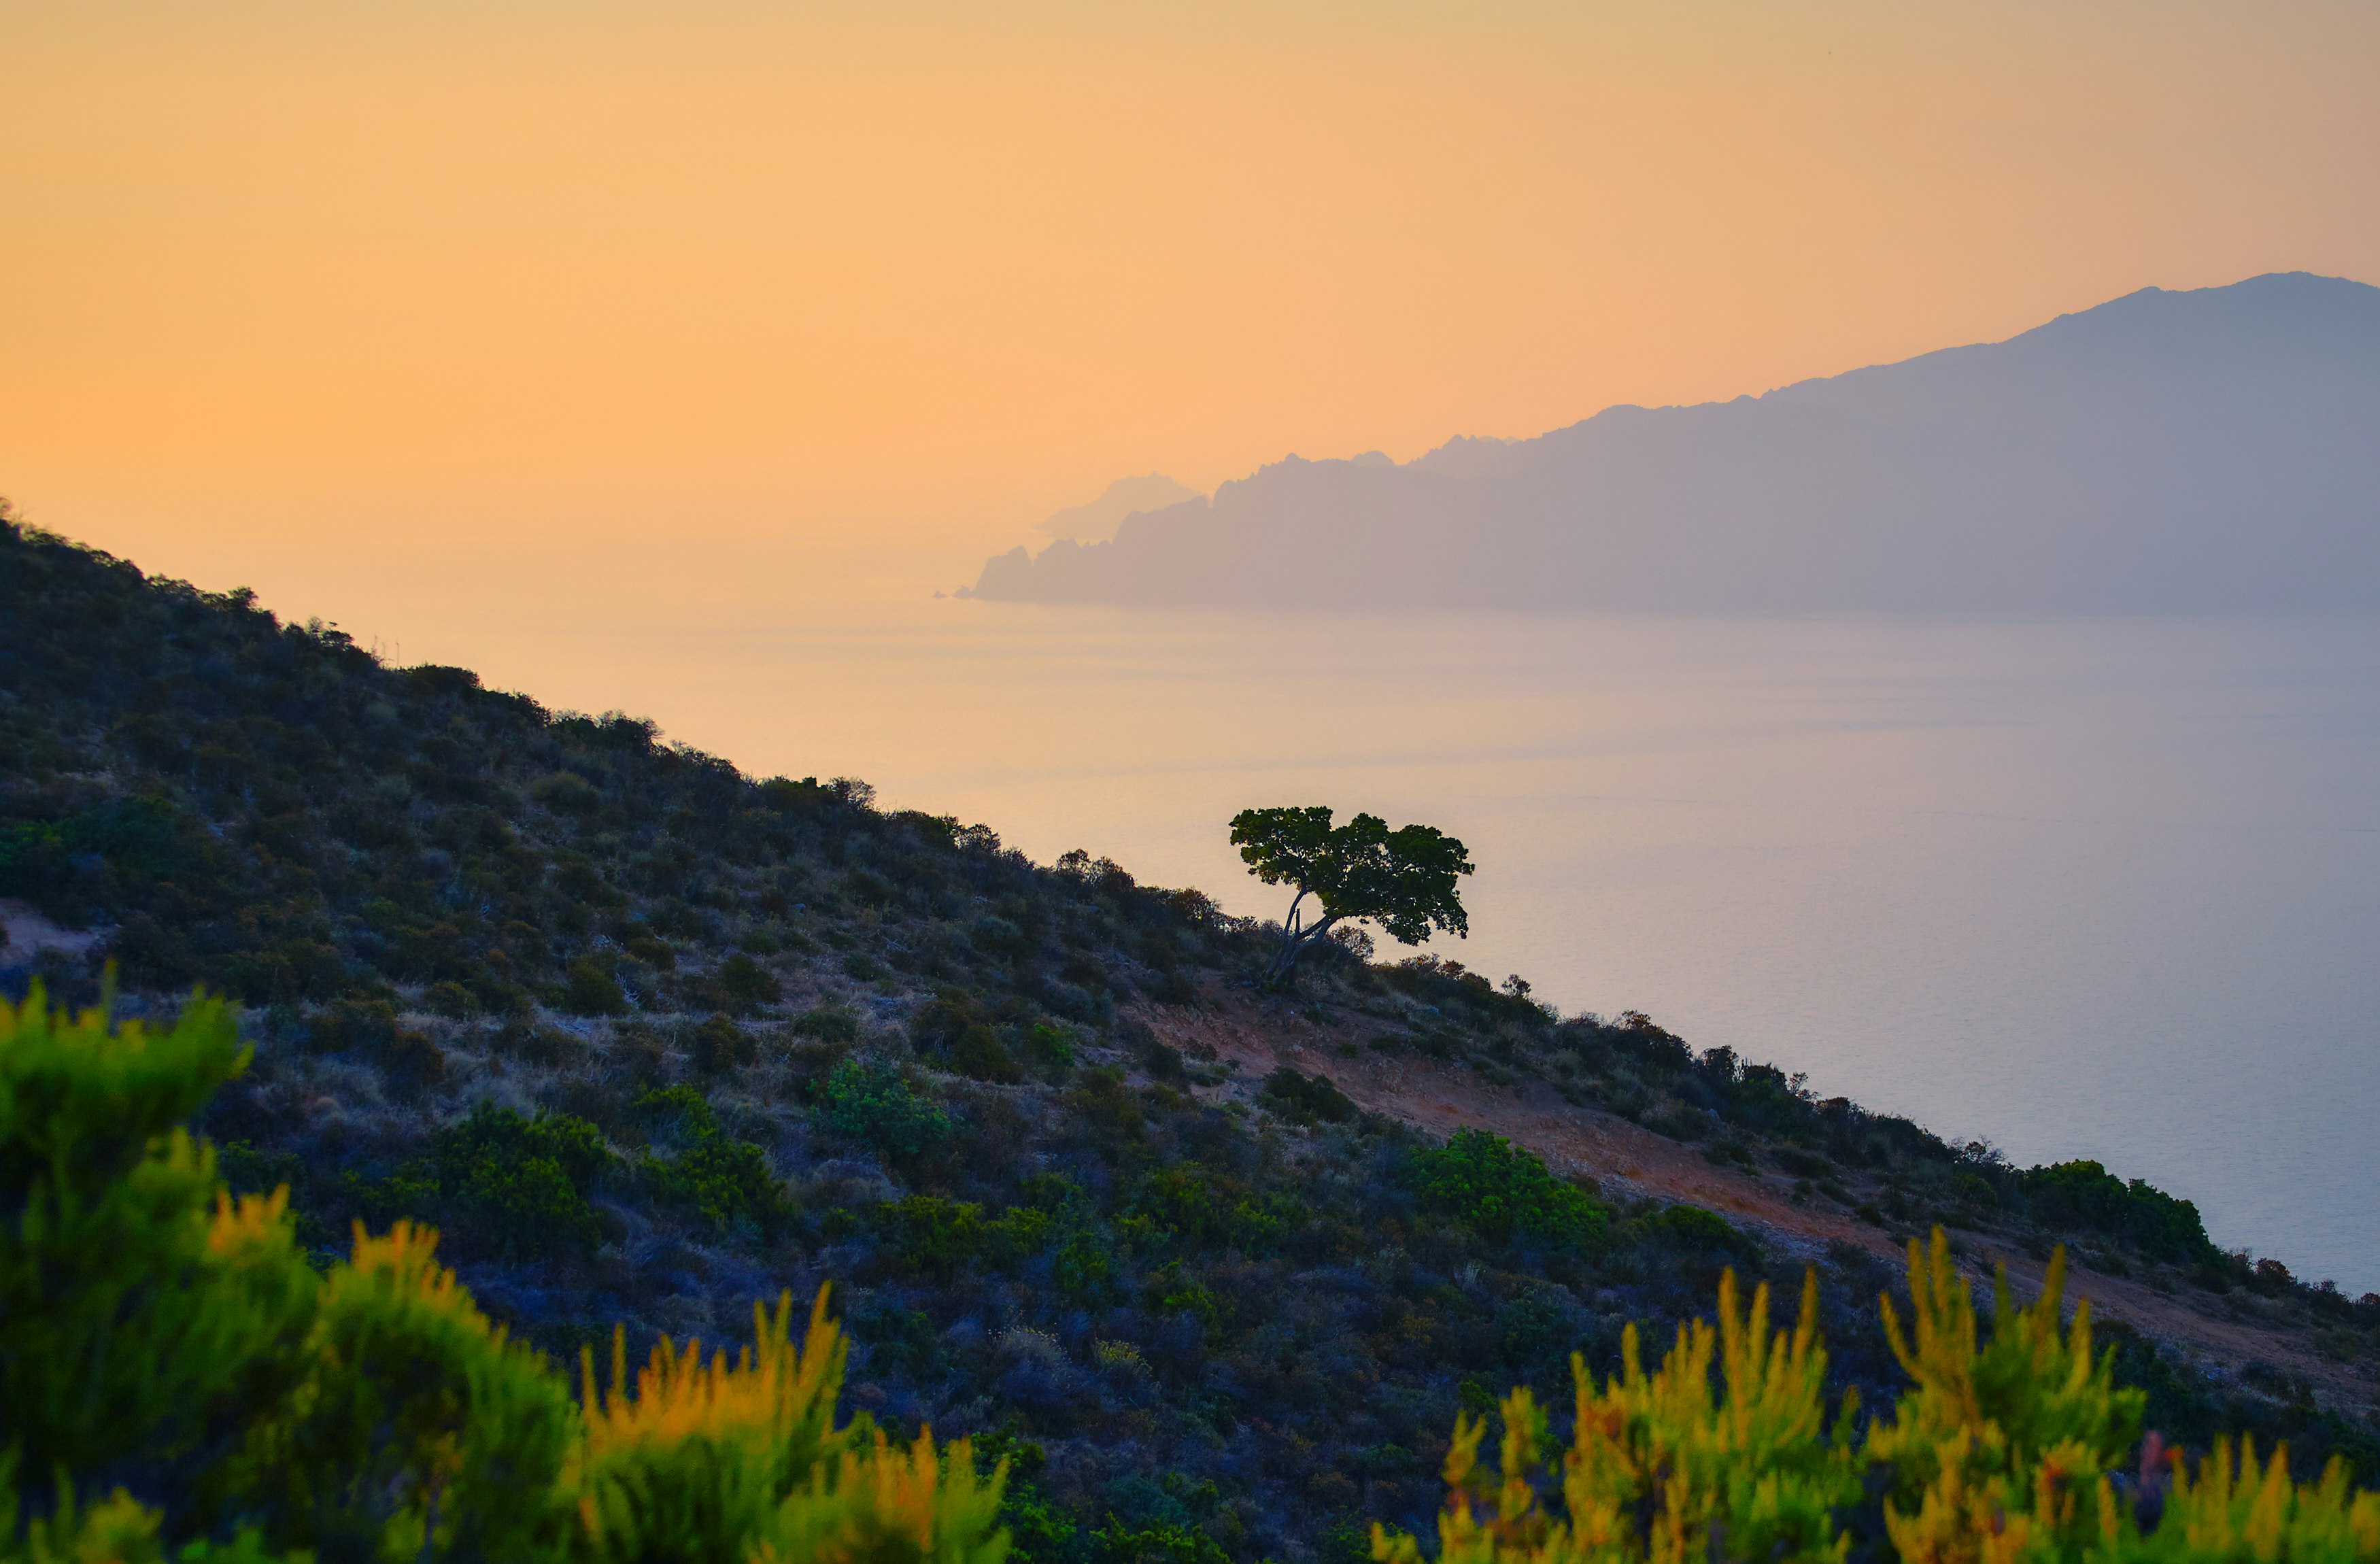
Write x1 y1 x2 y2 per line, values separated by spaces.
1229 805 1473 986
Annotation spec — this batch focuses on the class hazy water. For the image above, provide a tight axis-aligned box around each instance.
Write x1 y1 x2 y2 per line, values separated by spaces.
250 546 2380 1292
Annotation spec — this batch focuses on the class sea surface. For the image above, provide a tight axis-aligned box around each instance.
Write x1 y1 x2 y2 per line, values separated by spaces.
231 541 2380 1292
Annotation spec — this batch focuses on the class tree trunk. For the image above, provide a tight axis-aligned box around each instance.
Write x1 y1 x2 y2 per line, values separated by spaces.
1263 894 1338 987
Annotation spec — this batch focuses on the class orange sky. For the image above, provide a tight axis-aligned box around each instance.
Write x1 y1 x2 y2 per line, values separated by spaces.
5 0 2377 592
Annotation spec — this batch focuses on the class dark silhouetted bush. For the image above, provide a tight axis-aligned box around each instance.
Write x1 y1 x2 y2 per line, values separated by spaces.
311 996 397 1055
562 956 628 1017
951 1021 1025 1084
793 1007 860 1044
688 1013 755 1074
2019 1159 2215 1263
383 1027 446 1093
421 979 479 1019
719 951 781 1006
529 770 600 813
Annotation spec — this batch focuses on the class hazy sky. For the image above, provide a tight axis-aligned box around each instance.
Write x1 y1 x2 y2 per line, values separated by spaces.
5 0 2377 593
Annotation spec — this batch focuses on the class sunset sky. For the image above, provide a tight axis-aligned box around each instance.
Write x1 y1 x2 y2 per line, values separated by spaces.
5 0 2377 594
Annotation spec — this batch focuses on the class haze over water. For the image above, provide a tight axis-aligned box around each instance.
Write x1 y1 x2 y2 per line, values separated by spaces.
236 539 2380 1294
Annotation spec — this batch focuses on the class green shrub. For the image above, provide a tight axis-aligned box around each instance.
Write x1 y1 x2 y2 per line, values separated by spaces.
813 1059 950 1164
1658 1202 1747 1251
876 1194 989 1276
1949 1169 2000 1208
2127 1438 2380 1563
1132 1027 1188 1083
1053 1231 1116 1302
987 1205 1057 1264
1411 1129 1607 1247
1021 1022 1077 1076
1095 1514 1231 1564
1152 1276 1223 1342
1129 1166 1235 1248
1377 1268 1854 1564
224 1220 579 1561
1701 1135 1756 1172
0 820 74 913
634 1084 789 1240
974 1429 1076 1564
0 798 196 925
1259 1066 1354 1125
2020 1159 2215 1263
356 1100 617 1263
0 983 318 1518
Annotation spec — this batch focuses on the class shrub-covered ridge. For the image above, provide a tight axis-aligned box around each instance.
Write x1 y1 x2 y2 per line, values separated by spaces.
8 982 2373 1562
4 511 2378 1561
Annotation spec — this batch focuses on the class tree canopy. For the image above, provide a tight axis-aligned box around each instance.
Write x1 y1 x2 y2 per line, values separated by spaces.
1227 805 1472 983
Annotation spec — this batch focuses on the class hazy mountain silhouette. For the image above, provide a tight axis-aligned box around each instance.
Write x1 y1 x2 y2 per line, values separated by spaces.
968 273 2380 611
1036 472 1202 539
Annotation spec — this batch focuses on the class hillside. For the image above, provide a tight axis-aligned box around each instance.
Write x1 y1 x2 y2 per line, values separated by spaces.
4 510 2377 1562
968 272 2380 613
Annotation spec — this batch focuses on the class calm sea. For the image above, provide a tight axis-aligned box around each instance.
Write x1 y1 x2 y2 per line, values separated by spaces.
254 543 2380 1293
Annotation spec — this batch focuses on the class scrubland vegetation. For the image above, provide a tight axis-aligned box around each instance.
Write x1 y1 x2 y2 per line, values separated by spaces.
1381 1239 2377 1564
5 511 2379 1561
10 989 2374 1563
3 985 1004 1563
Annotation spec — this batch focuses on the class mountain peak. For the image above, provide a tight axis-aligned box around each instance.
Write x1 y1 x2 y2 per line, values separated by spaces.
1038 472 1202 541
972 273 2380 613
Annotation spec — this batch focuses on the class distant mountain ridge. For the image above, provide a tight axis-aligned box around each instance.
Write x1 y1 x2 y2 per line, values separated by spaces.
968 273 2380 611
1037 472 1201 539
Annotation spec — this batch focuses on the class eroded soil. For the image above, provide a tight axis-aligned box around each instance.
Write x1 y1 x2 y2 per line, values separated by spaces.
1137 987 2379 1417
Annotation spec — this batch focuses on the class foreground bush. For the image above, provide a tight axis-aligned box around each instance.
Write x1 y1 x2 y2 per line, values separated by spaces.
0 983 1008 1564
1378 1234 2379 1564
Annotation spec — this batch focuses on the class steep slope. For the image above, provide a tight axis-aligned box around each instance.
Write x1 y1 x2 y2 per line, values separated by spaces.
970 273 2380 612
1143 985 2380 1423
4 511 2375 1563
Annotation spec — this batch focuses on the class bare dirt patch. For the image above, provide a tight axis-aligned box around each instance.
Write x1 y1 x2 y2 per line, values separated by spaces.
0 898 107 969
1136 986 2379 1416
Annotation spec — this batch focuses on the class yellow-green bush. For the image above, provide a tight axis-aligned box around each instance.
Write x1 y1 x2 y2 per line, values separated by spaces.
1866 1237 2139 1563
0 983 318 1523
0 983 1009 1564
1377 1231 2379 1564
222 1220 580 1560
2130 1439 2379 1564
1374 1269 1856 1564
